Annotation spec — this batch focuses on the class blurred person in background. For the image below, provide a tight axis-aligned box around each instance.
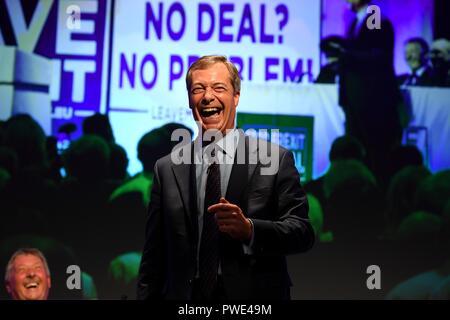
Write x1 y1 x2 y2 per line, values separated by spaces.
397 37 433 86
429 38 450 87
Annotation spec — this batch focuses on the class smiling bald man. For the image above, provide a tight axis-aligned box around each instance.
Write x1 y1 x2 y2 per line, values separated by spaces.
5 248 51 300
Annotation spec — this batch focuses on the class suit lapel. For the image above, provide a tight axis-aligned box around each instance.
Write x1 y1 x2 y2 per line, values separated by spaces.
171 143 198 242
225 132 258 215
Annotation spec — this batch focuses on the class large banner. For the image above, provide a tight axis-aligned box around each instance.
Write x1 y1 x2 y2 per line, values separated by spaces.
0 0 321 175
0 0 111 149
109 0 320 173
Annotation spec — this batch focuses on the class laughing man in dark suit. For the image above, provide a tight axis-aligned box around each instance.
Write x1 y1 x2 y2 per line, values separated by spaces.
137 55 314 300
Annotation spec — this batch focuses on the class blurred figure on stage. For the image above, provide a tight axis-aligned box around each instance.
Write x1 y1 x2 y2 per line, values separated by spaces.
5 248 51 300
332 0 406 188
397 37 433 87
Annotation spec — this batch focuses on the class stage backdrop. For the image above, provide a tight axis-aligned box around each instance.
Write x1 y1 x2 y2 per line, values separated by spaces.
1 0 441 178
0 0 321 176
108 0 321 175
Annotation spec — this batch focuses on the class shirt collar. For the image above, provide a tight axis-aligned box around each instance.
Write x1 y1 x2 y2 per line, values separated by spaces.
195 128 240 163
208 128 239 160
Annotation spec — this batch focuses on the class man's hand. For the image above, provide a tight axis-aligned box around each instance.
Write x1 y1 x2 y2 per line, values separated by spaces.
328 41 346 57
208 197 252 242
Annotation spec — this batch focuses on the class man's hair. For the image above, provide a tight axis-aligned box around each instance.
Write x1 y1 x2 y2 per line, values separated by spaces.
5 248 50 283
405 37 430 55
185 55 241 94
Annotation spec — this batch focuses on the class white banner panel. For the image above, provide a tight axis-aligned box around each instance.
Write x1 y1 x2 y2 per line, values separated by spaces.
108 0 321 174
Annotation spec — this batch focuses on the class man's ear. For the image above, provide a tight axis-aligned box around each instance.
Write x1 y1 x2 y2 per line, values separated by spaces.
234 91 240 107
5 281 11 294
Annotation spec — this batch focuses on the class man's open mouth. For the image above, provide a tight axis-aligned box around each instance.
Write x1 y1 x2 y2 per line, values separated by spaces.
24 282 39 289
200 107 222 118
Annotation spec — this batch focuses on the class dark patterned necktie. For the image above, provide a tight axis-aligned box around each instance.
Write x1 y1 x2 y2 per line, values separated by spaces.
198 160 221 298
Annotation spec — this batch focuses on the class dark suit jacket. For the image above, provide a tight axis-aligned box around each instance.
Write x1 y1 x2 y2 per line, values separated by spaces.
137 131 314 300
339 15 403 145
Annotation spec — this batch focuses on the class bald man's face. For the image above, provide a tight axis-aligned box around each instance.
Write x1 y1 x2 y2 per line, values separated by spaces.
6 254 51 300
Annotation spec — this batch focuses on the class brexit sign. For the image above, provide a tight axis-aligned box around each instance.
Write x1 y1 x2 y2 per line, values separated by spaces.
0 0 110 139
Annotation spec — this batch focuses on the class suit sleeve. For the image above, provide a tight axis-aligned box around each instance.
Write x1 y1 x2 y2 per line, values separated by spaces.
250 150 315 256
136 161 166 300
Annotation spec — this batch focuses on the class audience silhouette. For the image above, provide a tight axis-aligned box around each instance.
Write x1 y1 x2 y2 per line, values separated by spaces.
0 109 448 299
